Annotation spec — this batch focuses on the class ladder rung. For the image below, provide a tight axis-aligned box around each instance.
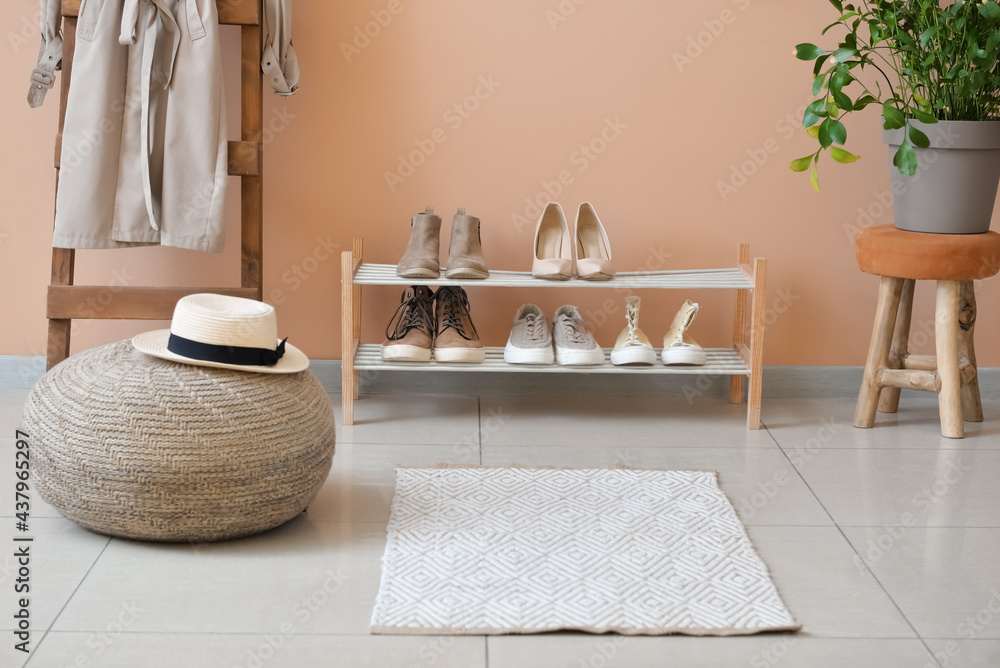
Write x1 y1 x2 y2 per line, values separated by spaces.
62 0 261 26
48 286 260 320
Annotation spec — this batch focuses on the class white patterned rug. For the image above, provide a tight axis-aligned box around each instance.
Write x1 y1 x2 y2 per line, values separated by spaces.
370 466 799 636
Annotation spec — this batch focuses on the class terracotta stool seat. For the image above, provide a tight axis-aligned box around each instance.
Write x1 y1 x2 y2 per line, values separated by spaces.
854 225 1000 438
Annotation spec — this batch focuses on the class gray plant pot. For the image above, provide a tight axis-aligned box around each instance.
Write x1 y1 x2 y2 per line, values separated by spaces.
882 120 1000 234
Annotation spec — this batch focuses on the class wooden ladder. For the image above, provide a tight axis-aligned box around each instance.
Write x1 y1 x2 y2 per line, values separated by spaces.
46 0 265 370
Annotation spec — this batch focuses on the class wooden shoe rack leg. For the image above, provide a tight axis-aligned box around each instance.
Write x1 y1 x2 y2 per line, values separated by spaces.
45 0 266 370
341 237 768 430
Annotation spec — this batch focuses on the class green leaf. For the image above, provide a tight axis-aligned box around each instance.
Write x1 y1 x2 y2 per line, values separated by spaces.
831 146 861 164
913 109 938 124
893 141 918 176
832 47 859 62
810 164 820 192
832 89 853 110
913 91 930 108
828 0 843 12
920 26 941 47
853 95 878 110
812 75 826 96
795 43 827 61
909 125 931 149
804 99 828 127
818 118 834 148
883 102 906 130
830 68 853 93
807 126 821 138
986 30 1000 53
790 156 814 172
813 53 832 76
979 1 1000 19
828 119 848 145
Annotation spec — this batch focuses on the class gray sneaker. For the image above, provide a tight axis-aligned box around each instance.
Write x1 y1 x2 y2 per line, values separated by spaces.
503 304 554 365
553 305 604 366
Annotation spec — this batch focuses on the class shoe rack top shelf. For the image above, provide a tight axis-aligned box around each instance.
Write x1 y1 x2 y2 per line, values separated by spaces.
353 263 754 290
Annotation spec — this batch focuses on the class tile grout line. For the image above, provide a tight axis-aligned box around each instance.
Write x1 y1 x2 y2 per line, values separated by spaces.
23 536 113 667
763 418 944 668
478 395 483 466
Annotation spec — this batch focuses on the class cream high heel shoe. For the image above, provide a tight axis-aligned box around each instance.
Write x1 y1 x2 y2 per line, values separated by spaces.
662 300 707 366
575 202 614 280
531 202 572 280
610 296 657 366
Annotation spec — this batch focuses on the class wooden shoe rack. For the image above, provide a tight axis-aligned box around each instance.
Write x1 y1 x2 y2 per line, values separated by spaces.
341 238 767 429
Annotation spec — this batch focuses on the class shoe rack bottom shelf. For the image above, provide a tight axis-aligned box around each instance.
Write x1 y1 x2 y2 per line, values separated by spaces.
355 344 749 375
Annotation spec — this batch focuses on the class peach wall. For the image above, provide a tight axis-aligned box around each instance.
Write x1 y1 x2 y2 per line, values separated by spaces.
2 0 998 366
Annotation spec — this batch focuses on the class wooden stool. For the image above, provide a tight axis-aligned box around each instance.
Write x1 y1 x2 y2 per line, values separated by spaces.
854 225 1000 439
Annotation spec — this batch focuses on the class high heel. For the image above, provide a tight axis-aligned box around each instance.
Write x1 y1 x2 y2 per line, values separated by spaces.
531 202 572 280
575 202 614 280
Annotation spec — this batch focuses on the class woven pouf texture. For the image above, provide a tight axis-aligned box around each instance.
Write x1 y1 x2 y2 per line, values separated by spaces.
22 340 336 542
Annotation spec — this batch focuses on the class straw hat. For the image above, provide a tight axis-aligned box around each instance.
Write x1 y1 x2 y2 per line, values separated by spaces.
132 294 309 373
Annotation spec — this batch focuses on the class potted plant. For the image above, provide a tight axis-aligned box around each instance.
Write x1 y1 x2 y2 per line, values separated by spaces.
792 0 1000 234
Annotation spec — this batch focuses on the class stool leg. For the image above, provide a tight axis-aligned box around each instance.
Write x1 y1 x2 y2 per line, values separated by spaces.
959 280 984 423
879 278 915 414
854 276 904 429
936 280 964 439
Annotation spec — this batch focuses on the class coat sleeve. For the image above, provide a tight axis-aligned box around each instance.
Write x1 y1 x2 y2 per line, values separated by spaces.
262 0 299 96
28 0 63 108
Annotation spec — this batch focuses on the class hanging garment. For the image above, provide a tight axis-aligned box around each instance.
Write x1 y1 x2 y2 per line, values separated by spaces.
29 0 299 252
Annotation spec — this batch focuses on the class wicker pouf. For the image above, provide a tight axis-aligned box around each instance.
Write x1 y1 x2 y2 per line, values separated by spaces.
22 340 336 542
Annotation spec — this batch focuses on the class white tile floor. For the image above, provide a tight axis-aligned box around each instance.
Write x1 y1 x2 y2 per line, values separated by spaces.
1 387 998 667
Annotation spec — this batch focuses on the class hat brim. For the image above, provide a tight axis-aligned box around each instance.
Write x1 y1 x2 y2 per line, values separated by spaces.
132 330 310 374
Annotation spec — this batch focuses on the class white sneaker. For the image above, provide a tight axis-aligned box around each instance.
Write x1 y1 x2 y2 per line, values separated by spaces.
504 304 555 364
662 300 707 366
610 296 656 366
553 305 604 366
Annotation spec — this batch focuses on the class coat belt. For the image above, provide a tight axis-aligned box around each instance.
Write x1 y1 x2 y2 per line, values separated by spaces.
120 0 182 232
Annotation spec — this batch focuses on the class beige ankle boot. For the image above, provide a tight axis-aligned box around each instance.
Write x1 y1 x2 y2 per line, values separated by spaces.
662 300 707 366
397 207 441 279
445 209 489 279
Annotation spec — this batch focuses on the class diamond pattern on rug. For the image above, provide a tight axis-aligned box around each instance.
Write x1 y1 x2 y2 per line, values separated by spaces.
370 467 799 636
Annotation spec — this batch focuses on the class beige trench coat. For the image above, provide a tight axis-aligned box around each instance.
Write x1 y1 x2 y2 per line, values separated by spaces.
29 0 299 252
